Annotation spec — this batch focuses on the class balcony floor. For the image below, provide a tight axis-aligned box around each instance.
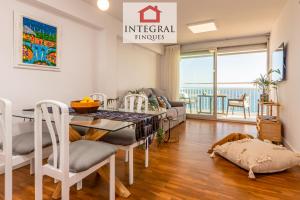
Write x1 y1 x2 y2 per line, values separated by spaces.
185 108 256 122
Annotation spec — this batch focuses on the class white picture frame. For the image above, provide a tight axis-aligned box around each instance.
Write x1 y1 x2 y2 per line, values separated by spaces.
13 11 61 71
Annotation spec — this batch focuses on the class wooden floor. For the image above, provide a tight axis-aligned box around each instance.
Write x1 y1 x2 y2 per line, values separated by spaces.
1 119 300 199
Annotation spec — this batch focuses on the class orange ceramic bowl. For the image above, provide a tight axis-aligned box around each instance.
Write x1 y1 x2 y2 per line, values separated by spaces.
70 100 100 114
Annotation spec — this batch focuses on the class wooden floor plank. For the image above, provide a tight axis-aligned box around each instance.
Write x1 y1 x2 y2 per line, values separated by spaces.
1 119 300 199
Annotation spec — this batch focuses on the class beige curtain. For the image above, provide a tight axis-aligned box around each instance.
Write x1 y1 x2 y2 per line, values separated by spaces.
160 45 180 101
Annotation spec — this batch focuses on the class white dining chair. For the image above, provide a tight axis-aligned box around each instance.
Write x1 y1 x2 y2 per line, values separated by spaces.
34 100 116 200
0 98 54 200
0 98 12 200
101 94 150 185
90 93 108 110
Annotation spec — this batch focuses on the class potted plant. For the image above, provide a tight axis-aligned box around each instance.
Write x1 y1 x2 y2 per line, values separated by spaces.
253 69 280 102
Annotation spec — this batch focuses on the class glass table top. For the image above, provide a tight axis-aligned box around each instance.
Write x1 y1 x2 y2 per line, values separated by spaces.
13 110 134 132
114 108 167 117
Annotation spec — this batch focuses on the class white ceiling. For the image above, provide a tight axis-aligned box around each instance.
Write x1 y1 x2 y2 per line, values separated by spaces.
83 0 287 44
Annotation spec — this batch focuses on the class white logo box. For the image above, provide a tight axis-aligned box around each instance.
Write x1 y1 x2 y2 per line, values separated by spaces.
123 2 177 44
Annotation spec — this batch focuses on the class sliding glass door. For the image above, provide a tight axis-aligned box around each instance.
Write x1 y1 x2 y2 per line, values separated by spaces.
179 48 267 122
217 50 267 122
179 50 217 119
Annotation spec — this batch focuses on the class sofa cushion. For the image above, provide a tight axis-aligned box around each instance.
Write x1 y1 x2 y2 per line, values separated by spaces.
212 138 300 179
148 95 160 111
157 96 167 108
152 88 167 98
100 128 137 146
140 88 153 97
169 101 186 107
0 131 54 155
48 140 117 173
160 96 172 109
173 107 186 116
166 107 186 119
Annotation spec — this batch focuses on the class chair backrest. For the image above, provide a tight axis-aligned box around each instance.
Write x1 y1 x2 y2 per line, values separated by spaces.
124 94 148 113
34 100 69 174
244 94 250 107
0 98 13 200
180 93 189 99
0 98 12 157
90 93 108 110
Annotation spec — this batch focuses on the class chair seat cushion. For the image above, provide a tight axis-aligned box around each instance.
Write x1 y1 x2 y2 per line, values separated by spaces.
166 107 186 120
100 128 137 146
229 101 243 106
0 131 53 155
48 140 117 173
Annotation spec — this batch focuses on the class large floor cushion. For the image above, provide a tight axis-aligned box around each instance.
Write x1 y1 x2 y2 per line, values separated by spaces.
48 140 117 173
212 138 300 178
100 128 137 146
0 131 53 155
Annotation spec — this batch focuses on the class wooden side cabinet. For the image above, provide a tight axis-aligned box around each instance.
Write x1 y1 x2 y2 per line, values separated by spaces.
257 117 282 143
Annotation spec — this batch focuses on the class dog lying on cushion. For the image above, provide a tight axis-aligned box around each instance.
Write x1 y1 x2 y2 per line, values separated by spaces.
207 133 254 154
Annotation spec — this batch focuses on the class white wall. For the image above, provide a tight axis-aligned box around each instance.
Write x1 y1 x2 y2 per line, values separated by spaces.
270 0 300 151
0 0 162 110
0 0 97 111
116 39 159 95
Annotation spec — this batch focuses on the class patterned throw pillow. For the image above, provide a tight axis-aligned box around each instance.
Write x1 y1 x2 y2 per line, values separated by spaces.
148 95 160 111
157 96 167 108
160 96 172 109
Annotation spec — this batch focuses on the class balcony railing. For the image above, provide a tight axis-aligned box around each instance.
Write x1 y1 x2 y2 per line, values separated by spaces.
180 83 260 114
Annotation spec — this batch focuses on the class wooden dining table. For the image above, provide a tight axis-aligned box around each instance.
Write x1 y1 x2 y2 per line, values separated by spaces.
13 109 166 199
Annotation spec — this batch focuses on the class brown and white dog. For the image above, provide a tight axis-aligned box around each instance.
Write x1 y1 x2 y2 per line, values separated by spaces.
207 133 254 154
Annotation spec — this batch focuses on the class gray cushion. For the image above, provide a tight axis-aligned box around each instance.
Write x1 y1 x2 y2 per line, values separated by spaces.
152 88 167 98
148 95 160 110
0 131 54 155
161 96 172 109
172 106 186 116
169 101 186 107
48 140 117 173
100 128 137 146
141 88 153 97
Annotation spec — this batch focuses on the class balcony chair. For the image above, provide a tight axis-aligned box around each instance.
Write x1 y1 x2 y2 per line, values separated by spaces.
226 93 250 119
34 100 117 200
100 94 149 185
0 98 54 200
179 92 196 113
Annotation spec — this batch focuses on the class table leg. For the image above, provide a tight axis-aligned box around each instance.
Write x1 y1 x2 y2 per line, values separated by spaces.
210 97 212 114
84 129 108 141
98 166 131 198
52 182 62 199
199 97 202 113
196 97 199 113
222 97 225 114
69 126 82 142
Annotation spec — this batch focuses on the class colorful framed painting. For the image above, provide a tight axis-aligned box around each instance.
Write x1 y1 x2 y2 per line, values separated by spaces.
14 12 60 71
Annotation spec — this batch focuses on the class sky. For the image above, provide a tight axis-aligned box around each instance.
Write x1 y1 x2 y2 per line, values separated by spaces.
180 51 267 88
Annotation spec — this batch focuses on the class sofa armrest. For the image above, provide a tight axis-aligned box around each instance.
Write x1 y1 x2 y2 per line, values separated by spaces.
169 101 186 107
